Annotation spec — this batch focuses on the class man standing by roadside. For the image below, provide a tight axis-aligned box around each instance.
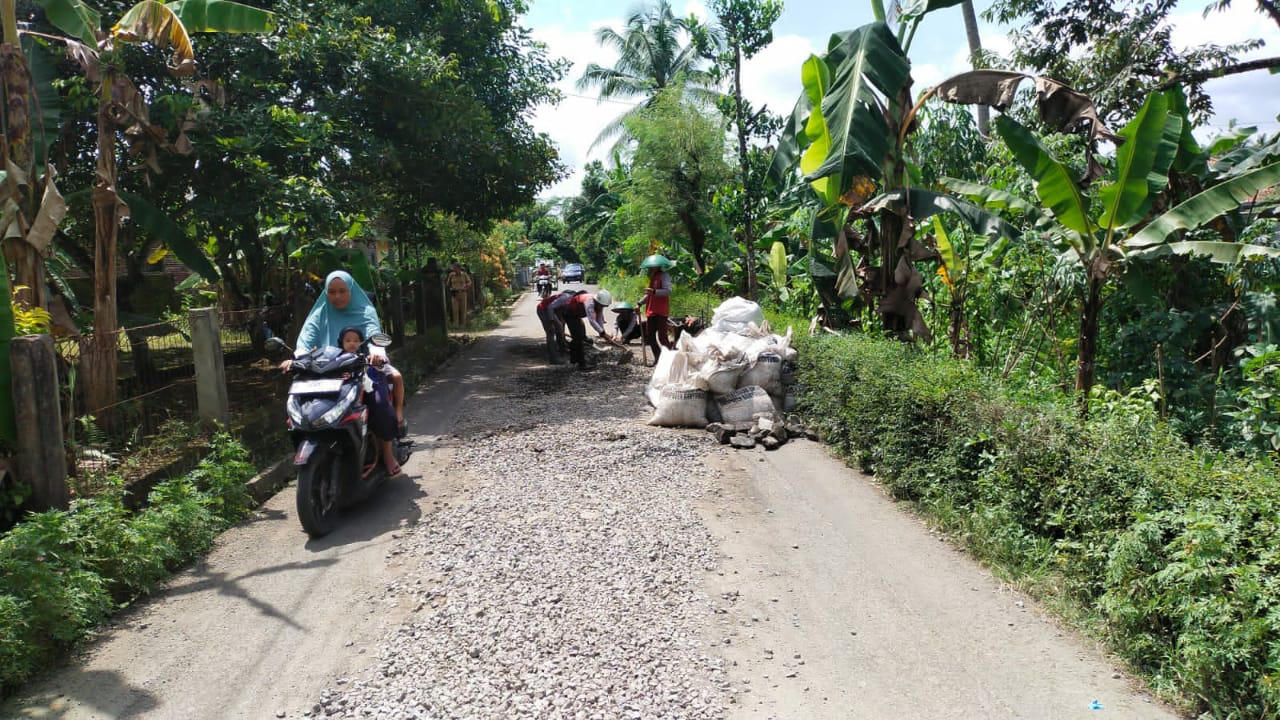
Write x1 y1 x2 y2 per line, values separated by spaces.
447 261 472 328
550 289 612 369
636 254 673 362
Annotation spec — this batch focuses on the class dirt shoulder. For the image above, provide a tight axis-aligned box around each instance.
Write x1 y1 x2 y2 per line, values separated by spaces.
697 441 1182 718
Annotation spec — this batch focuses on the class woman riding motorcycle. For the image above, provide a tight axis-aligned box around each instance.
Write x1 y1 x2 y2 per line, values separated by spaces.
280 270 405 476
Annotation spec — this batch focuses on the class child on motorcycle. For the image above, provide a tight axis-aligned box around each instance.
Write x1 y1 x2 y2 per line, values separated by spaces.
339 326 405 477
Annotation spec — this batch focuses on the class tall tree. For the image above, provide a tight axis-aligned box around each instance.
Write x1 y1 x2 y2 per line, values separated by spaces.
959 0 989 135
623 86 731 273
576 0 718 153
51 0 275 418
699 0 782 296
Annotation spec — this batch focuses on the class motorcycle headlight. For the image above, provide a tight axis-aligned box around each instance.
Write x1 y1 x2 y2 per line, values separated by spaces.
319 385 359 427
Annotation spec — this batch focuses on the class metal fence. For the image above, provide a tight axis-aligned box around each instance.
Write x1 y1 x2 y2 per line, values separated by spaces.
53 306 291 477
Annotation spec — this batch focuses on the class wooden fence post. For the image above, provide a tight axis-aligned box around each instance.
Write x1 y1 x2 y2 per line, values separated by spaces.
190 308 230 427
11 335 69 510
389 281 405 346
421 262 447 344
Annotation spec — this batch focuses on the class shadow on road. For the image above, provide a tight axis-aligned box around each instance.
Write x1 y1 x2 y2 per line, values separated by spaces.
9 670 159 719
303 472 427 552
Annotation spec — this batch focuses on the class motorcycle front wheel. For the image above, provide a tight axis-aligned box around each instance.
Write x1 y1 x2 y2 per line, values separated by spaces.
296 446 342 537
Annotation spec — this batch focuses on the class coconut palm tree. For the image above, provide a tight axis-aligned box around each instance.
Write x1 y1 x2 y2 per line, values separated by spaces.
576 0 719 154
959 0 989 135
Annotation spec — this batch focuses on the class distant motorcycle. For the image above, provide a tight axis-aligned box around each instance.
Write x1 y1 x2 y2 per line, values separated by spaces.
535 274 554 299
267 333 411 537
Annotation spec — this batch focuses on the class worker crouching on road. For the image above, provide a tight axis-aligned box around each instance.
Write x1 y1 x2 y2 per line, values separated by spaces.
637 254 674 361
536 291 571 363
610 301 643 344
549 289 612 369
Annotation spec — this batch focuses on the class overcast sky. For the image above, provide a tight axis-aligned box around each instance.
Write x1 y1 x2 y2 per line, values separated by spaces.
523 0 1280 200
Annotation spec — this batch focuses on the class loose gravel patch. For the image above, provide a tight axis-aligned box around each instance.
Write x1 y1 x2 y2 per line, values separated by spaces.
311 353 734 719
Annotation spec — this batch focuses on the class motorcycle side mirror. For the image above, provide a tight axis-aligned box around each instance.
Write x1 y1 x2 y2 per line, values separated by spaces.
369 332 393 348
265 336 290 353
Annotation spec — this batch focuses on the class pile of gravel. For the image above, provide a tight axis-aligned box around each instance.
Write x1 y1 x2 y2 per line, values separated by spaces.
310 359 733 718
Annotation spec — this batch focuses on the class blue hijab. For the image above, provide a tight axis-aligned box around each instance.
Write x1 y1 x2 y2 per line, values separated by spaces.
295 270 382 351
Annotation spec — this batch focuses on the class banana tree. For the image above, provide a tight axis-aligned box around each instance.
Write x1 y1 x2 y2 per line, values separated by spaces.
27 0 274 416
0 2 81 441
933 75 1280 398
769 24 1021 340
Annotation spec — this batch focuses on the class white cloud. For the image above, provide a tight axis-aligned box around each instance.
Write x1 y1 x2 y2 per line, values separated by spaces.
1167 2 1280 133
1168 1 1276 51
531 20 634 200
740 33 818 119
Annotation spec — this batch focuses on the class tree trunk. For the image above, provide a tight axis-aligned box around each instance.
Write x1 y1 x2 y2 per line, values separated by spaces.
85 77 120 419
960 0 989 137
676 207 706 275
733 43 756 299
1074 270 1105 405
948 292 970 359
0 43 45 309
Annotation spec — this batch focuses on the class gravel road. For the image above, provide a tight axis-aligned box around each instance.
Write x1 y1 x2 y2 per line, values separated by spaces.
5 292 1184 720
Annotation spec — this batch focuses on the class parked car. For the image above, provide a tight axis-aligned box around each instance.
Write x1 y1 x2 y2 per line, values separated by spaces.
560 263 585 283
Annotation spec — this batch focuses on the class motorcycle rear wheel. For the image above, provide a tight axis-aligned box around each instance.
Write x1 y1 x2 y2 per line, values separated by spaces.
297 447 341 537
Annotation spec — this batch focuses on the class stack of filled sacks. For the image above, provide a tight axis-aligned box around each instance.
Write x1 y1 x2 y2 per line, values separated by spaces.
646 297 798 428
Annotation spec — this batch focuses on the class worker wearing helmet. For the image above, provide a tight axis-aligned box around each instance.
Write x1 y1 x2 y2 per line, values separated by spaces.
610 301 642 344
637 254 674 361
549 289 612 368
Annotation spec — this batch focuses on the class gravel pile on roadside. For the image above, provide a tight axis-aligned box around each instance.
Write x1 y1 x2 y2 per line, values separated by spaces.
311 356 733 719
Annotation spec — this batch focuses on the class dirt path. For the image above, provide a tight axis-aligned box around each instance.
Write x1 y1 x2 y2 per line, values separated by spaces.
5 293 1183 719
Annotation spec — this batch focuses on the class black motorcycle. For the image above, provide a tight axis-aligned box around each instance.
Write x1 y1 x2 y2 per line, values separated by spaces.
535 274 554 299
267 333 411 537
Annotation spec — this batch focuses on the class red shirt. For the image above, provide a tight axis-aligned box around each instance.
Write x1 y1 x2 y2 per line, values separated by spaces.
646 271 670 317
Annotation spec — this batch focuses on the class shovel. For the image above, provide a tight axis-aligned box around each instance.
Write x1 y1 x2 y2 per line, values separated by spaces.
638 313 650 366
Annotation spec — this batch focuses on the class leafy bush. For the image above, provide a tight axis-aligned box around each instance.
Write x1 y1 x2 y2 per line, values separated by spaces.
0 433 256 694
799 332 1280 717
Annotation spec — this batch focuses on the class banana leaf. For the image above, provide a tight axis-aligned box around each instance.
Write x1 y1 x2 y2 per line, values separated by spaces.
865 188 1021 241
163 0 277 33
1098 91 1181 231
119 191 220 282
932 215 962 285
939 177 1037 215
769 241 788 287
1127 240 1280 263
23 38 64 168
798 55 836 203
995 115 1095 248
38 0 101 47
897 0 966 21
804 24 910 191
1126 162 1280 248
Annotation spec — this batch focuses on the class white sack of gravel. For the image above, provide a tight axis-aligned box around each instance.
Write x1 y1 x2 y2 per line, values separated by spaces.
647 384 710 427
717 385 776 424
739 351 782 396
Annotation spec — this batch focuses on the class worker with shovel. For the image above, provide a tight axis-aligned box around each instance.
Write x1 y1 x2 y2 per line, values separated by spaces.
637 254 674 362
550 289 613 369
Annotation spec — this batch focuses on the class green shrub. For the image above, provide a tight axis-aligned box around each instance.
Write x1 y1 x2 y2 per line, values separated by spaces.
0 433 257 694
799 332 1280 717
